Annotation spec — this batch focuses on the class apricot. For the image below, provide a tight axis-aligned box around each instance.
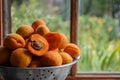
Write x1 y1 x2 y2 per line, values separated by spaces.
35 25 50 36
64 43 80 58
29 61 40 68
16 25 34 39
44 32 63 51
59 51 73 64
29 56 42 68
0 46 10 65
52 48 59 52
58 33 69 50
32 19 46 30
10 48 32 67
40 51 62 66
26 34 49 56
3 33 25 50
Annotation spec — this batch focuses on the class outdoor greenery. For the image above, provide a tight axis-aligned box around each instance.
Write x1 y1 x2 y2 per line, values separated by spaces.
12 0 120 72
77 16 120 72
12 0 70 35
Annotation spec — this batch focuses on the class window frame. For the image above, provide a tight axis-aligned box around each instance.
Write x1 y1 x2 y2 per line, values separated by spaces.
0 0 3 45
0 0 120 80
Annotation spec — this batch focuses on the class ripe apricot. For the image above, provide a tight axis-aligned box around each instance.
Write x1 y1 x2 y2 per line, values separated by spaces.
44 32 63 51
32 19 46 30
52 48 59 52
58 33 69 50
35 25 50 36
40 51 62 66
29 56 42 68
3 33 25 50
26 34 49 56
10 48 32 67
59 51 73 64
29 60 40 68
16 25 34 39
64 43 80 58
0 46 10 65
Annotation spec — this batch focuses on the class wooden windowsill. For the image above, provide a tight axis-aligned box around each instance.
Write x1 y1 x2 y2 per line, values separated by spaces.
66 73 120 80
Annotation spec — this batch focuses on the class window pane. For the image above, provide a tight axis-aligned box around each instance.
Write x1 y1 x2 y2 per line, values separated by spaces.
77 0 120 72
11 0 70 37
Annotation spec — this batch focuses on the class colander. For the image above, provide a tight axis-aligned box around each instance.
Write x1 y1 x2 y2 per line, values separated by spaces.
0 56 80 80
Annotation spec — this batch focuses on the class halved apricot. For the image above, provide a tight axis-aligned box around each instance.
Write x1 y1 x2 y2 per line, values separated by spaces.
26 34 49 56
3 33 25 50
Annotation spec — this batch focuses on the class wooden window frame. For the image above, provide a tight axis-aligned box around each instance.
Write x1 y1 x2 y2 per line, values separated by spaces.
0 0 120 80
0 0 11 45
0 0 3 45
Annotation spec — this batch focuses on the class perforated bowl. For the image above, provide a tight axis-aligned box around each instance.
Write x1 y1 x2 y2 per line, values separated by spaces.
0 56 80 80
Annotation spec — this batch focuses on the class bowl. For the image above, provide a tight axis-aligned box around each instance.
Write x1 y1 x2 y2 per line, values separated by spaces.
0 56 80 80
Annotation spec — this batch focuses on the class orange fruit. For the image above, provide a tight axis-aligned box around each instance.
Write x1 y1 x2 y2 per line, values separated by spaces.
58 33 69 50
29 56 42 68
16 25 34 39
44 32 63 51
32 19 46 30
59 51 73 64
26 34 49 56
0 46 10 65
40 51 62 66
3 33 25 50
64 43 80 58
35 25 50 36
10 48 32 67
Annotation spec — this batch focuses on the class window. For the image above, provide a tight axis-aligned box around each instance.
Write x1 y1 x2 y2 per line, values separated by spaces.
1 0 120 80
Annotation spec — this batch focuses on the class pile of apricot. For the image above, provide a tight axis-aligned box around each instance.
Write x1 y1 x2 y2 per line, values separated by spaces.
0 19 80 68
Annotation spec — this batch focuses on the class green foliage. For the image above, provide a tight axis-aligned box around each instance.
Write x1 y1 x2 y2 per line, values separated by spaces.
79 0 120 17
11 0 69 35
77 15 120 72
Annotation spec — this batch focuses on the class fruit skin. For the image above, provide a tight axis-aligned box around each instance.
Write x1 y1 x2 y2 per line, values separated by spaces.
40 51 62 67
29 60 40 68
26 34 49 56
59 51 73 64
3 33 26 50
32 19 46 30
0 46 11 65
35 25 50 36
10 48 32 67
52 48 59 52
64 43 80 58
44 32 63 51
29 56 42 68
16 25 34 39
58 33 69 50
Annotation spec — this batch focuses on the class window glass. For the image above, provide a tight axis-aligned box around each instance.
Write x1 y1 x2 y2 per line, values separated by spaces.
77 0 120 72
11 0 70 37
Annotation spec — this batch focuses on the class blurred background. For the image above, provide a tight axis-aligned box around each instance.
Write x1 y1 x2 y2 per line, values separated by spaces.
11 0 120 73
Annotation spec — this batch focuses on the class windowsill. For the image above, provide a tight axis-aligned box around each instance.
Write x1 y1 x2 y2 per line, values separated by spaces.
66 73 120 80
